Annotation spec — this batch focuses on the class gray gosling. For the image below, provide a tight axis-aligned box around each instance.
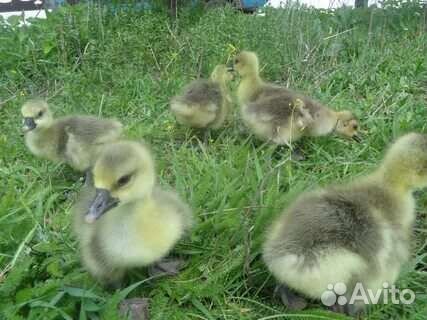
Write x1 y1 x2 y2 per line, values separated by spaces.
72 141 193 286
263 133 427 315
21 99 123 172
170 64 233 129
232 51 360 145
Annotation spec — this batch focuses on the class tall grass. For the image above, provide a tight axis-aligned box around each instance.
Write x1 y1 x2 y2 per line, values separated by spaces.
0 2 426 319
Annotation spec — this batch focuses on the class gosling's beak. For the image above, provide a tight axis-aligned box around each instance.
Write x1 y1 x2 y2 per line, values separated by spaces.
226 61 234 72
226 64 236 81
352 134 362 143
85 188 119 223
22 117 36 132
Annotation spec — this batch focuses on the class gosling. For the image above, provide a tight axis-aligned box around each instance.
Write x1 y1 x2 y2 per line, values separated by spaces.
72 141 193 286
233 51 360 145
21 99 123 172
170 64 233 129
263 133 427 315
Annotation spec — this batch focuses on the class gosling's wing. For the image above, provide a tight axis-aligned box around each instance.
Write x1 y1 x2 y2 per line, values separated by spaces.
259 85 323 117
270 187 381 259
258 84 291 100
177 80 222 112
58 116 123 145
247 94 297 124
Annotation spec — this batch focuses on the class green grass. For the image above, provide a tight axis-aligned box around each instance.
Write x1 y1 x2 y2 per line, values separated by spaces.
1 2 426 319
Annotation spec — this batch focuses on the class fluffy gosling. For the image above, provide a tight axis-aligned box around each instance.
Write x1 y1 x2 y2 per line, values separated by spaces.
263 133 427 315
233 51 360 145
21 99 123 172
72 141 193 286
170 64 233 129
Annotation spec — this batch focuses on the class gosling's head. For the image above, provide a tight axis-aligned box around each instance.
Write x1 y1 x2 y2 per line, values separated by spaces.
335 111 361 142
381 133 427 190
21 99 53 132
85 141 155 223
232 51 259 77
210 64 233 83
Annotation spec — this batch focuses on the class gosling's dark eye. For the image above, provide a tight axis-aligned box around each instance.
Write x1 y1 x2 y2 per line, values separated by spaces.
37 111 44 118
117 174 131 187
353 124 358 130
235 58 240 64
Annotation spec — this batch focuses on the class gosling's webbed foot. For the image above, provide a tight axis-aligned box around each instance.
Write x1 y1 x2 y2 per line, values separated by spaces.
274 284 308 310
198 129 220 145
84 169 94 186
330 301 363 317
119 298 150 320
203 130 211 144
100 269 125 291
105 280 122 291
148 258 185 278
330 302 347 314
290 147 306 161
272 145 306 161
